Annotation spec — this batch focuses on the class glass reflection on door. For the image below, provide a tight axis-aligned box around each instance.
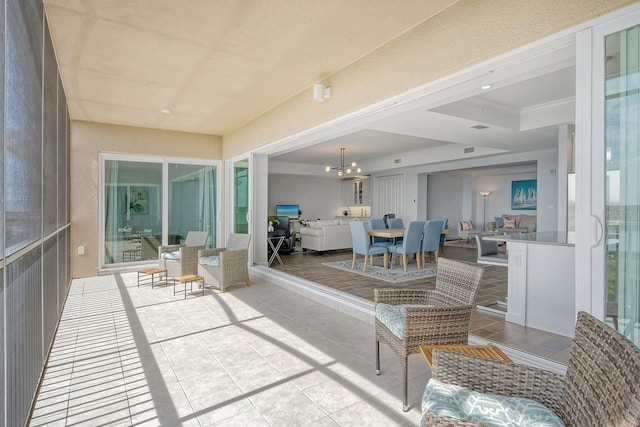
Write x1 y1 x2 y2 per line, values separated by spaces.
168 163 216 248
233 160 249 234
104 160 162 264
604 25 640 345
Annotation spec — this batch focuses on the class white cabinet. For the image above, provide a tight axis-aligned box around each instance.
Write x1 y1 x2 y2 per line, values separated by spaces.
342 179 370 205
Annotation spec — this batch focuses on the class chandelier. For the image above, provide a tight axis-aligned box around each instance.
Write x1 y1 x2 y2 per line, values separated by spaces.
324 147 361 176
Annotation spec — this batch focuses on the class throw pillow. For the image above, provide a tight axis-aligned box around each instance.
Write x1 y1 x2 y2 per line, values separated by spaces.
494 217 505 228
503 218 516 229
462 220 474 231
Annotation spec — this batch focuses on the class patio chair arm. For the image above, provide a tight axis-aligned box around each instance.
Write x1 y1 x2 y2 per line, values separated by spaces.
220 249 249 273
431 349 565 412
374 288 431 306
158 243 183 255
199 248 225 257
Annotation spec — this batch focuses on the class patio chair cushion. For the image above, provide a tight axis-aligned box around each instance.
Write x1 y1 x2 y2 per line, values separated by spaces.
375 303 431 339
421 379 565 427
161 250 181 260
199 255 220 267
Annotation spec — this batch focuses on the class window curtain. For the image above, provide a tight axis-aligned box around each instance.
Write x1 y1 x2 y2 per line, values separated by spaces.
199 166 216 248
104 160 119 263
374 175 403 218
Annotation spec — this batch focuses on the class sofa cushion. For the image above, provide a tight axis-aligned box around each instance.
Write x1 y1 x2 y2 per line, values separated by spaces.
199 255 220 266
422 379 565 427
300 227 323 237
503 218 517 228
312 219 340 228
376 303 432 339
518 215 536 232
461 220 474 231
161 250 181 260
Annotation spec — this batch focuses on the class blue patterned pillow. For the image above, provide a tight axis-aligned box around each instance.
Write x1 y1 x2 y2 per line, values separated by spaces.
375 303 429 339
495 217 505 228
422 379 565 427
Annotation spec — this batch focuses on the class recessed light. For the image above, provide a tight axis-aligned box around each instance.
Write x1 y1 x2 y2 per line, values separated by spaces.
161 109 171 114
480 84 492 90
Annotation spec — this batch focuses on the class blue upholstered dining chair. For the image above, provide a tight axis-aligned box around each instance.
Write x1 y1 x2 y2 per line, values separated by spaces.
387 218 404 244
390 221 425 271
350 221 389 271
420 219 445 267
431 217 448 250
368 219 393 248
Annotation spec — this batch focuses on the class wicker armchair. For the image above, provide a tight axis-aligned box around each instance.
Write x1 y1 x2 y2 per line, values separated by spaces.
422 311 640 426
375 257 484 411
198 233 251 292
158 231 209 277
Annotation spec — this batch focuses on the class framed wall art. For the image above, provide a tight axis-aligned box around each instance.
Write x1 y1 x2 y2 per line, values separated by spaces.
511 179 537 210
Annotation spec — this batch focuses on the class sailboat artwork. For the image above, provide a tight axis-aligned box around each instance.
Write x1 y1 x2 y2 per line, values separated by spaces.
511 179 537 210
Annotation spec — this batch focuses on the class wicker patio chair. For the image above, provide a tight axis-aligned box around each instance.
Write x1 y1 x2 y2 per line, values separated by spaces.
158 231 209 277
198 233 251 292
422 311 640 426
375 257 484 411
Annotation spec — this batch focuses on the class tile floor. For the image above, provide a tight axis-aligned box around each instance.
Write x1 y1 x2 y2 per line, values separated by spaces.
30 273 431 426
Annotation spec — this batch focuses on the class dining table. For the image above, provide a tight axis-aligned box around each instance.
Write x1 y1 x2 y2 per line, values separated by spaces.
367 227 450 254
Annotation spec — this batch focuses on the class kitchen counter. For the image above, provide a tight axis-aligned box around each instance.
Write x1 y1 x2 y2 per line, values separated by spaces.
484 230 576 337
485 231 574 246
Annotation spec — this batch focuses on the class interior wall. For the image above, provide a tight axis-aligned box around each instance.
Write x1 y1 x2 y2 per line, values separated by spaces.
477 172 538 228
70 121 222 278
427 175 464 238
267 175 342 220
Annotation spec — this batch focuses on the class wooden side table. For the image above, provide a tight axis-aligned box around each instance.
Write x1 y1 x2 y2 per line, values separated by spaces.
420 344 512 367
173 274 205 299
137 267 167 288
123 246 142 262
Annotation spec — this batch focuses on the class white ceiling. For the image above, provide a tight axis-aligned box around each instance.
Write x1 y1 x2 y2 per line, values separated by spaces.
44 1 577 174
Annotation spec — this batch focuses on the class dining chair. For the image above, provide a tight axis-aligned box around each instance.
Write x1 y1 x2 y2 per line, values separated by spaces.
350 221 389 271
368 219 393 248
420 219 445 267
375 257 484 411
387 217 405 244
158 231 210 277
431 217 448 251
390 221 424 271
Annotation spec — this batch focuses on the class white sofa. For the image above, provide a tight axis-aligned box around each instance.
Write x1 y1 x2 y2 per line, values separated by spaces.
299 219 354 252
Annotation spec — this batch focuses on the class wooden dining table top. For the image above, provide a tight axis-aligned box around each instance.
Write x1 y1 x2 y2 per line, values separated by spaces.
367 227 450 239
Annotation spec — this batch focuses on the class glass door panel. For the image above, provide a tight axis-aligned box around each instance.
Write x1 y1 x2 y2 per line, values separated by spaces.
604 25 640 345
233 159 249 234
103 160 162 265
168 163 216 247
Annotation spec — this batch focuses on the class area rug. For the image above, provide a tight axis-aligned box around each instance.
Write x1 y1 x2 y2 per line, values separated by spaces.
322 259 438 283
444 239 477 249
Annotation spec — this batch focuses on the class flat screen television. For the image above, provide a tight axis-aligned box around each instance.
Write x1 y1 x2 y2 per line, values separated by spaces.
276 204 299 219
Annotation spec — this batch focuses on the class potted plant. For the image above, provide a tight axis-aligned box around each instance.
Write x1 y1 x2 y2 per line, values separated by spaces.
267 216 279 232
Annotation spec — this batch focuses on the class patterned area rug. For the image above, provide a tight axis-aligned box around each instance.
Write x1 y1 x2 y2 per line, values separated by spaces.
322 259 438 283
444 239 477 249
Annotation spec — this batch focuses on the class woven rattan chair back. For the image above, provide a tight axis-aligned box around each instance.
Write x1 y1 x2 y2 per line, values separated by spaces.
559 311 640 426
184 231 209 247
226 233 251 251
434 258 484 306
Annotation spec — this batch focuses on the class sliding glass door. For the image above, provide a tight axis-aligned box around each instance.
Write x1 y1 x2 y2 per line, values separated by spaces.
583 11 640 347
101 155 219 267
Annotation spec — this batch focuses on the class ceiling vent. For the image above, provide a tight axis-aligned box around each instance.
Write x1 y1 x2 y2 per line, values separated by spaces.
464 147 475 154
394 158 402 164
471 124 489 130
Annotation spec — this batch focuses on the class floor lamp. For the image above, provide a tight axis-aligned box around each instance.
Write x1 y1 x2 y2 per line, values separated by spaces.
480 191 491 230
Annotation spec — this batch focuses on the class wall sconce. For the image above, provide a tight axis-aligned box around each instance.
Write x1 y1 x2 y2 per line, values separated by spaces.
313 84 331 102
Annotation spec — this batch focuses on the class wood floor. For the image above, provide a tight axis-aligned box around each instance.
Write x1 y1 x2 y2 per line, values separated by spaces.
270 243 573 365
